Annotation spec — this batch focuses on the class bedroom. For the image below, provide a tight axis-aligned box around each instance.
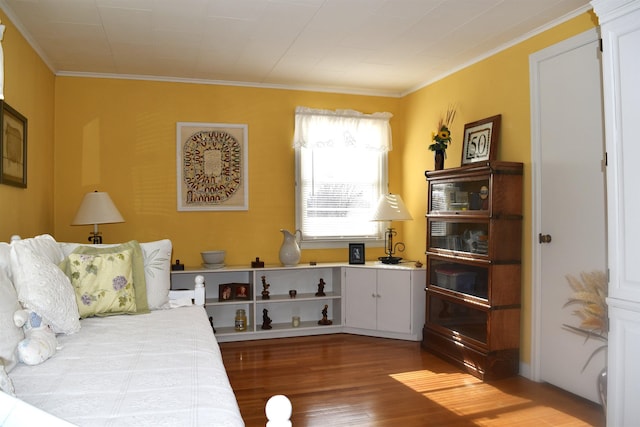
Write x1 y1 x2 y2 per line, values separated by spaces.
1 0 638 425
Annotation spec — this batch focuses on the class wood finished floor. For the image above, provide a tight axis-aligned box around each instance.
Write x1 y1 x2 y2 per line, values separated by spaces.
220 334 605 427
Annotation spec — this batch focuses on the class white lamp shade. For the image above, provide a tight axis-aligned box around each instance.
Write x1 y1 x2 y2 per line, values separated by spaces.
372 194 413 221
72 191 124 225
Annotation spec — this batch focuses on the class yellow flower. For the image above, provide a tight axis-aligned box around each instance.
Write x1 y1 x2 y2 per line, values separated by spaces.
428 105 456 152
438 129 450 140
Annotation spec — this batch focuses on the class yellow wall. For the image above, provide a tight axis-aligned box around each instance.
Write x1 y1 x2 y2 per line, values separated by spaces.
3 8 597 369
0 11 55 241
53 79 402 266
401 11 598 365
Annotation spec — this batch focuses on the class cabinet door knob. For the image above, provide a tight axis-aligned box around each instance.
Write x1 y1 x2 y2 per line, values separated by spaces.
539 233 552 244
371 293 376 298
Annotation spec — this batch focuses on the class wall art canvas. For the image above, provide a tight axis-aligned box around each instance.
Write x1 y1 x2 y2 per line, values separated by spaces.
177 122 248 211
0 101 27 188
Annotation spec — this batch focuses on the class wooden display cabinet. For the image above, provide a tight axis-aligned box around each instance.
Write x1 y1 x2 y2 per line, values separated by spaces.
423 161 523 380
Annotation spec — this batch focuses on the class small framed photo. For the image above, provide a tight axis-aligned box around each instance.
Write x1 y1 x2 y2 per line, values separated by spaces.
461 115 501 165
349 243 365 264
219 284 234 301
218 283 251 301
0 101 28 188
234 283 250 300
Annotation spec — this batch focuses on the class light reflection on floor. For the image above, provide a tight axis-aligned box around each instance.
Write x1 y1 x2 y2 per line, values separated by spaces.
390 369 596 426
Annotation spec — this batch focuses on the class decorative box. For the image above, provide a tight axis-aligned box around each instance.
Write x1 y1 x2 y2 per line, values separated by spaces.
434 267 476 292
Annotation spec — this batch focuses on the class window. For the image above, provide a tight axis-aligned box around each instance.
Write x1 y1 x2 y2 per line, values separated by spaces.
293 107 393 248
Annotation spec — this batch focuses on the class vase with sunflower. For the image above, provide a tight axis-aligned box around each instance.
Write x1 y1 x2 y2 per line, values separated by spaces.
428 106 456 170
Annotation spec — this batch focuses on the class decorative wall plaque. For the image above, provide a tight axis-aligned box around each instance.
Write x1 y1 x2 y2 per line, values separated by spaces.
176 122 248 211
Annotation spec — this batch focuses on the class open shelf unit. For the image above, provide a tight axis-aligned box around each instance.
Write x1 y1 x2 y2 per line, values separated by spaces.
171 264 343 342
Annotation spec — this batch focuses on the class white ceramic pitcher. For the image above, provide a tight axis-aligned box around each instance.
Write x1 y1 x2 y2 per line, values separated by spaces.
279 229 301 267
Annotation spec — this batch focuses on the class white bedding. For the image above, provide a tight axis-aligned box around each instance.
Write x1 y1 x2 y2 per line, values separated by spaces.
9 306 244 427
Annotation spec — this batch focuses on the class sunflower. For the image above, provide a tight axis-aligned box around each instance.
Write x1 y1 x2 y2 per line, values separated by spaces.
428 105 456 152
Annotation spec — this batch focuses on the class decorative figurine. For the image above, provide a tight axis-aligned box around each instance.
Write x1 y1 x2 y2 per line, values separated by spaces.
318 304 332 325
261 276 270 300
251 257 265 268
315 278 326 296
261 308 273 330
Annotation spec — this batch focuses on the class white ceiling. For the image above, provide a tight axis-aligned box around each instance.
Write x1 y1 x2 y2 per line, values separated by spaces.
0 0 591 96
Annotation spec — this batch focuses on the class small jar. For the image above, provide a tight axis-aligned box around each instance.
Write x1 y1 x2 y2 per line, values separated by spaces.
235 309 247 332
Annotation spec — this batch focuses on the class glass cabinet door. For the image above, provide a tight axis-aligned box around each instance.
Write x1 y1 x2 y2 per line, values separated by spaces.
427 293 487 345
429 177 490 213
428 220 489 256
428 257 488 299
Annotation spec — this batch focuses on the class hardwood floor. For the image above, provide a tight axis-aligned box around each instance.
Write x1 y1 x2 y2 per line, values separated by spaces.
220 334 604 426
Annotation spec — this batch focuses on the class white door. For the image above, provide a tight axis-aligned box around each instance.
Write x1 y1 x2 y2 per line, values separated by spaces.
377 269 411 334
344 268 377 330
530 29 607 403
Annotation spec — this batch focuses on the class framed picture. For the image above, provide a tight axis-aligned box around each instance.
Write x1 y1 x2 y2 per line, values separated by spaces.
218 283 251 301
461 115 501 165
219 283 234 301
349 243 365 264
234 283 250 300
0 101 28 188
176 122 248 211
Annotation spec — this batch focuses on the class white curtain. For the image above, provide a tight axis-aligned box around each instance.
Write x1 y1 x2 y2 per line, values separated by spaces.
293 106 393 152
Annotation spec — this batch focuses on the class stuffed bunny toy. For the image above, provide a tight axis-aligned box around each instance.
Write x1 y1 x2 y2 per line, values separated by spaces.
13 309 58 365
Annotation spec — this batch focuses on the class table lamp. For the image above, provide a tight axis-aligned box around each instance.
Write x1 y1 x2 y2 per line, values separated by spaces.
372 193 413 264
72 191 124 244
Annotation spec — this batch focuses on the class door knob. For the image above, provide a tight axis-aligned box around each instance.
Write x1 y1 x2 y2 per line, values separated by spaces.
539 233 552 244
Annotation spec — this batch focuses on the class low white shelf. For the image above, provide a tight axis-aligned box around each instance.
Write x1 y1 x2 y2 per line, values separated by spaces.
170 262 425 342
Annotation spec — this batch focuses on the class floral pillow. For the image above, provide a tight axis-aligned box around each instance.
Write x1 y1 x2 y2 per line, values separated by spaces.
60 241 150 313
67 250 137 318
59 240 170 310
69 241 149 314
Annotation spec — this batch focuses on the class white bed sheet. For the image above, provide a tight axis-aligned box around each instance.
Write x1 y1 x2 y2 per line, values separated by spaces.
9 306 244 427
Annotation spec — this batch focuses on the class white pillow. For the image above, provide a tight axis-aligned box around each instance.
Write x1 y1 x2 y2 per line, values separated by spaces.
0 242 12 281
9 243 80 335
13 234 65 265
140 239 172 309
59 239 172 310
0 247 23 372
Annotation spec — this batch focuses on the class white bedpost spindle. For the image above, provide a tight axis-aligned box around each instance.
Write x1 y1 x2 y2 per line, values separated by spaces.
265 394 292 427
194 275 205 306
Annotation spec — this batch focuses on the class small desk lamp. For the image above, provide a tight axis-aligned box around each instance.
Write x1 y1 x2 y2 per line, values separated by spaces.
72 191 124 244
372 193 413 264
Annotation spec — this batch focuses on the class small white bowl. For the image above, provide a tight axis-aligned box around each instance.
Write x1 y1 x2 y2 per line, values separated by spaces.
201 250 226 265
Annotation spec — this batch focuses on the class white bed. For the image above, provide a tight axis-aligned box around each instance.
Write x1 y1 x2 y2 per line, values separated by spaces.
9 305 244 427
1 235 245 427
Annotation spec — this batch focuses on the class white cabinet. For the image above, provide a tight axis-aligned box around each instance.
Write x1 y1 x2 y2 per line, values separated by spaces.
171 263 425 343
344 265 425 341
590 1 640 424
